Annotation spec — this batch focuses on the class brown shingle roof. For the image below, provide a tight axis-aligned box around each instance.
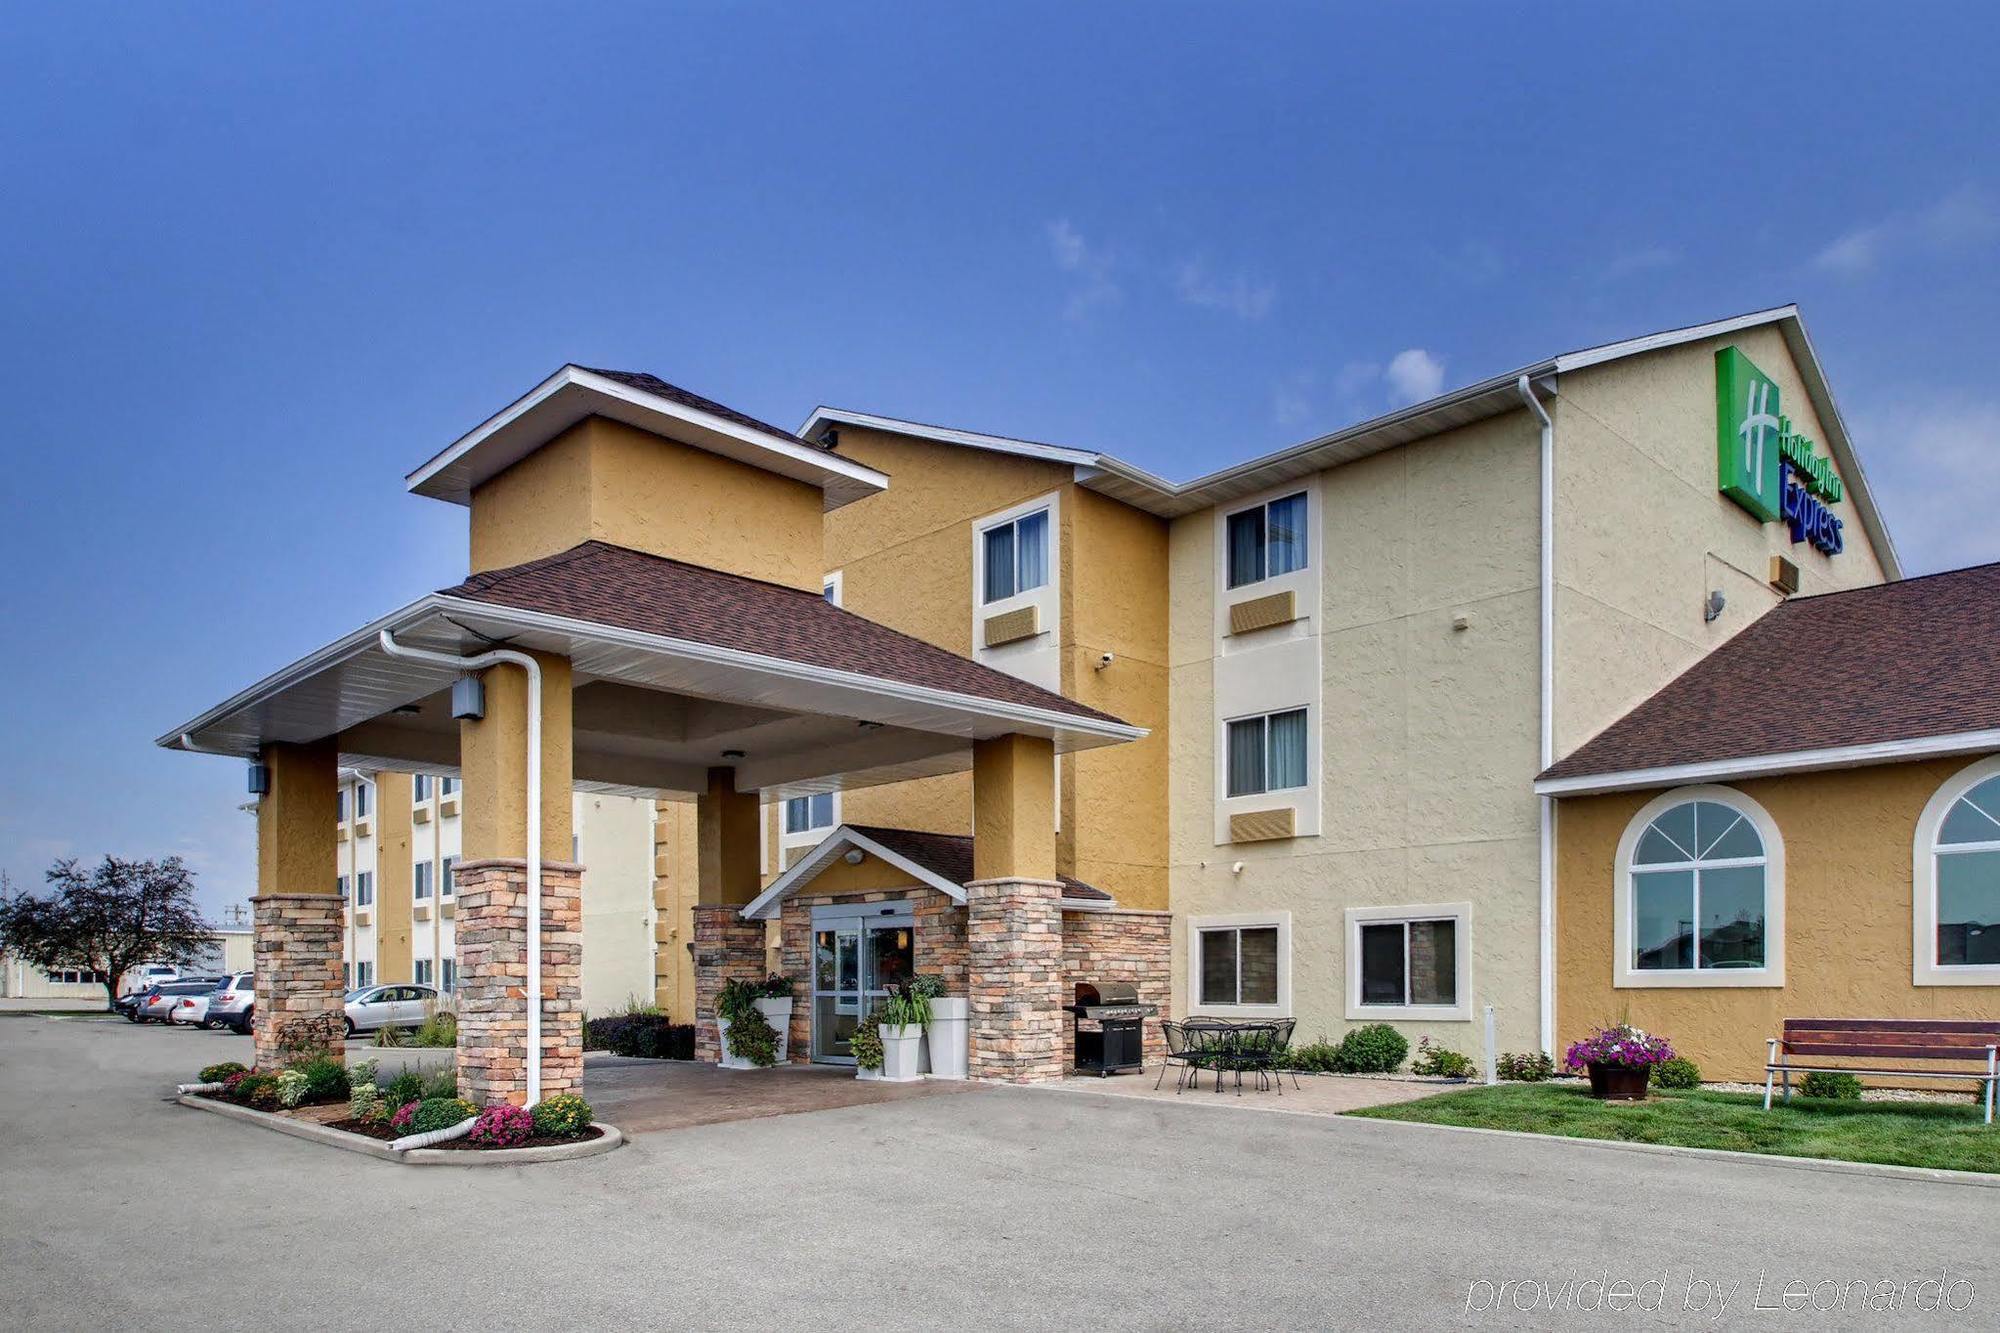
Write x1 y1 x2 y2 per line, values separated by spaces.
1543 563 2000 782
578 367 828 451
845 825 1111 902
438 541 1126 728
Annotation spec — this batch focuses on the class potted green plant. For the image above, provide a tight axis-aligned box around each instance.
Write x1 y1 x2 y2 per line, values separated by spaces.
753 973 794 1065
1563 1023 1674 1100
850 1005 886 1080
910 974 967 1079
717 977 783 1069
877 985 929 1083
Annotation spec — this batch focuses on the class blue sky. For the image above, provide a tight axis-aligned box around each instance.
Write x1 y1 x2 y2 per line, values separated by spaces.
3 3 1996 917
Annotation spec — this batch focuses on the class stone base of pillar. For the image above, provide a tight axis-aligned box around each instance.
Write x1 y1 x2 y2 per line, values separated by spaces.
966 877 1065 1084
454 859 584 1107
692 904 767 1063
250 893 346 1069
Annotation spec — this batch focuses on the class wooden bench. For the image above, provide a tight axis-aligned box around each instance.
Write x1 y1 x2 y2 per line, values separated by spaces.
1764 1019 1998 1123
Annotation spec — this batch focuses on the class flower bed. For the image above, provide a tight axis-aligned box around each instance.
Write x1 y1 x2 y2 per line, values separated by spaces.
326 1116 606 1150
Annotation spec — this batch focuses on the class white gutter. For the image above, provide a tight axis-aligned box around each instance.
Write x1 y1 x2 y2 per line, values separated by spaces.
377 630 546 1107
1517 374 1556 1058
1535 726 2000 798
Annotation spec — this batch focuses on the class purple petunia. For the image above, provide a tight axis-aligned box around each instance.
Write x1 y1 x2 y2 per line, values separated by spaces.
1564 1023 1674 1073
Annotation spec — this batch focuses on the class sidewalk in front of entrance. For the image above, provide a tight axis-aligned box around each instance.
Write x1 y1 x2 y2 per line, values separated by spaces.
585 1054 982 1134
1055 1065 1455 1115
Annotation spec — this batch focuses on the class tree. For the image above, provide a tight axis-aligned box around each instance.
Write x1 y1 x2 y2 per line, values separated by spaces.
0 856 214 1010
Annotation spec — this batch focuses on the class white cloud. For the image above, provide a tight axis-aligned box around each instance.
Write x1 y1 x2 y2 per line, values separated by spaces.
1814 185 1998 277
1856 395 2000 573
1272 371 1317 428
1174 259 1276 321
1384 348 1445 405
1044 219 1119 322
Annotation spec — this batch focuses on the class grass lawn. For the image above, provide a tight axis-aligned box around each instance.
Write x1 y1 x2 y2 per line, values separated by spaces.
1347 1083 2000 1175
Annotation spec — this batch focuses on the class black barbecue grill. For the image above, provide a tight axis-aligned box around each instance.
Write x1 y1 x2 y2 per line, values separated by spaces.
1062 981 1158 1076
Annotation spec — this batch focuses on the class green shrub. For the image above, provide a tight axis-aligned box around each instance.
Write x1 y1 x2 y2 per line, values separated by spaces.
1338 1023 1409 1074
348 1082 385 1123
531 1093 593 1139
274 1069 310 1108
410 1097 478 1134
234 1072 281 1111
718 977 781 1066
381 1069 424 1107
849 1010 885 1071
411 1008 457 1048
419 1067 458 1101
1651 1056 1702 1090
199 1061 248 1085
1410 1037 1476 1079
1275 1040 1345 1073
1801 1071 1863 1100
372 1022 404 1048
292 1055 350 1103
1496 1051 1555 1083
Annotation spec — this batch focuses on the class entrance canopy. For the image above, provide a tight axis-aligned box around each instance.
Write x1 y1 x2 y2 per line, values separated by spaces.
158 540 1143 800
741 823 1115 920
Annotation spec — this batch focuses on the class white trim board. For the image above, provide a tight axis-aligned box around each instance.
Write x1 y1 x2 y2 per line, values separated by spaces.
1536 730 2000 797
741 826 964 921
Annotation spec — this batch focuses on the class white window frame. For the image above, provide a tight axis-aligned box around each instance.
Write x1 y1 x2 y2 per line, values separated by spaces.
354 870 374 908
441 957 456 993
1344 902 1473 1021
412 774 431 804
1223 489 1311 591
354 960 374 989
1614 785 1785 989
413 957 433 986
822 571 843 606
1187 912 1292 1019
780 789 841 867
976 504 1053 607
1222 706 1311 799
414 860 433 901
1912 753 2000 985
441 854 458 899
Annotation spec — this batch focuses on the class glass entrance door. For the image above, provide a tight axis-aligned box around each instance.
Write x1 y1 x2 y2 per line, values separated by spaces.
811 904 915 1063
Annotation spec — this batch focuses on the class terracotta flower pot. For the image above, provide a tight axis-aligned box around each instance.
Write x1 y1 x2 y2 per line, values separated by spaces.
1587 1062 1650 1101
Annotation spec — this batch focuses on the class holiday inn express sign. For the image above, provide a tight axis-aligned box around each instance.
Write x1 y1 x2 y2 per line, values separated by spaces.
1715 346 1845 555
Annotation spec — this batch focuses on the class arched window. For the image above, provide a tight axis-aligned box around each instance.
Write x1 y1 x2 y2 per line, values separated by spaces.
1614 786 1784 988
1913 756 2000 984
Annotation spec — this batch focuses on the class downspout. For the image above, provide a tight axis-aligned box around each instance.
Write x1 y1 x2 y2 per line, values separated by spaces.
378 630 545 1106
1516 374 1556 1057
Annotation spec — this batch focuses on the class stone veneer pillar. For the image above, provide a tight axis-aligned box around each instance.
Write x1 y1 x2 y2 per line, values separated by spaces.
966 877 1065 1083
251 893 346 1068
453 858 584 1107
692 904 768 1063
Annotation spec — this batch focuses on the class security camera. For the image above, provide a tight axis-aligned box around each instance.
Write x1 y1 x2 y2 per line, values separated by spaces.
1094 652 1115 670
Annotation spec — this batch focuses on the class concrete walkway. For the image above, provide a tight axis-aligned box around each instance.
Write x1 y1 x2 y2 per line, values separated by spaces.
1059 1064 1449 1114
6 1017 1998 1329
586 1053 979 1133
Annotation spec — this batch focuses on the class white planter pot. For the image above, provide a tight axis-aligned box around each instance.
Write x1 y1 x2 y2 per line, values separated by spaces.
718 997 792 1070
924 998 969 1080
879 1023 924 1082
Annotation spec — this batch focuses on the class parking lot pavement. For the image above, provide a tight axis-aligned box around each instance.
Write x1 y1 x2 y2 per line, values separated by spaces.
5 1015 1997 1330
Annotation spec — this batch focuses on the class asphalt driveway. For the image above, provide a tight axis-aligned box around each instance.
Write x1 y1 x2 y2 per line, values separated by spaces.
3 1016 1996 1329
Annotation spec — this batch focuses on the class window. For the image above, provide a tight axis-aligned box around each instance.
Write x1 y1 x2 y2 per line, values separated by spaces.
1915 757 2000 983
1346 906 1470 1020
414 861 433 900
980 508 1049 604
354 871 374 907
822 577 838 604
354 961 373 989
1226 491 1308 589
785 792 836 835
343 963 352 988
441 855 457 899
1614 787 1783 989
47 968 105 985
441 958 456 993
440 775 458 797
336 789 347 822
336 874 349 900
413 774 431 803
414 958 433 986
353 780 370 819
1225 708 1309 798
1189 913 1291 1014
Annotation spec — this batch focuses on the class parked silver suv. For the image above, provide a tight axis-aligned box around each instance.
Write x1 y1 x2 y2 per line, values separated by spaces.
204 972 256 1034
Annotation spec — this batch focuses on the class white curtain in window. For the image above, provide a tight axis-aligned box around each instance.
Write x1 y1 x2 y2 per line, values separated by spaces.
1015 510 1048 592
983 524 1016 603
1226 717 1266 797
1266 493 1307 577
1265 708 1308 790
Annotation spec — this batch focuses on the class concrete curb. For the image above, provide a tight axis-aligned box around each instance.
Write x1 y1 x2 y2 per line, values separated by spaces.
1037 1080 2000 1190
174 1094 622 1165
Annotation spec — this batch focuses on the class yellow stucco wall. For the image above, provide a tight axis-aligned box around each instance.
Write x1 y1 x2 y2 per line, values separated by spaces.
1556 759 2000 1081
468 416 824 589
1552 325 1889 756
459 650 574 862
1168 410 1545 1058
972 733 1057 882
257 739 338 897
372 773 414 986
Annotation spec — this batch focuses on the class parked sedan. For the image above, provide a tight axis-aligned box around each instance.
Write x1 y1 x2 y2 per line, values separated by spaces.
203 972 256 1034
134 980 224 1024
343 984 440 1035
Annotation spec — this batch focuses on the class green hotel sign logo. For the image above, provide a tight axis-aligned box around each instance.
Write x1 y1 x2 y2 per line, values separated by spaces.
1715 346 1845 555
